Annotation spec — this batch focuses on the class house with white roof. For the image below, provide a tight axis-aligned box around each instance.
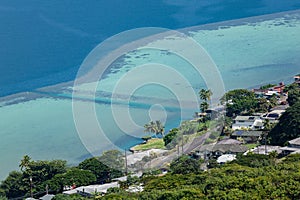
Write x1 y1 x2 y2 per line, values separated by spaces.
217 154 236 164
63 182 119 196
232 116 263 130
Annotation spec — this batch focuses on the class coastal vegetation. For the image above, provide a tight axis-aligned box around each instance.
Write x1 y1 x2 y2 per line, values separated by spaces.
101 154 300 199
222 89 259 117
144 120 165 137
286 83 300 106
0 151 123 199
131 138 165 151
199 89 212 113
3 153 300 199
260 83 276 90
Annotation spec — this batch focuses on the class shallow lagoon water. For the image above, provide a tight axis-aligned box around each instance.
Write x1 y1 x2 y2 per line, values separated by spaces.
1 11 300 180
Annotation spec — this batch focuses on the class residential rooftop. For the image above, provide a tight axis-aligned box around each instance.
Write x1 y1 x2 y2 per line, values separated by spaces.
196 143 248 153
231 130 262 137
234 116 259 121
217 138 242 145
289 137 300 145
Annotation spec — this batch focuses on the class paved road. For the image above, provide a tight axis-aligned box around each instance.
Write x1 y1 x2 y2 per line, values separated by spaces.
147 131 212 169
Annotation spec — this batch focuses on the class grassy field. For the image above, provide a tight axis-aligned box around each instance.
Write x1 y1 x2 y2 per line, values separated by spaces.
131 138 165 151
244 143 258 149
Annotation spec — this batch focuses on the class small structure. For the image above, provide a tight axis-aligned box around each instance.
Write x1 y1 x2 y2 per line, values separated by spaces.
232 116 263 130
39 194 55 200
294 75 300 87
231 130 262 143
63 182 119 196
265 90 279 97
217 154 236 164
272 82 285 94
280 137 300 155
126 184 144 193
253 89 268 97
112 172 143 182
262 109 285 121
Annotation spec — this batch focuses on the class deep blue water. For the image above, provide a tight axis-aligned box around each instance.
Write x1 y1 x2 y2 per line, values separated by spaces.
1 0 300 96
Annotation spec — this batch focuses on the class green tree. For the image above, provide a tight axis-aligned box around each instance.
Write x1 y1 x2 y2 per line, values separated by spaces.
260 84 276 90
256 98 270 113
144 120 165 137
221 89 257 117
287 87 300 106
19 155 32 172
179 121 198 135
231 154 273 168
269 94 278 108
200 101 209 113
163 128 178 147
208 159 219 169
98 150 125 174
50 168 96 191
170 155 203 174
199 89 212 114
23 159 67 192
78 157 122 183
199 89 212 101
0 171 25 198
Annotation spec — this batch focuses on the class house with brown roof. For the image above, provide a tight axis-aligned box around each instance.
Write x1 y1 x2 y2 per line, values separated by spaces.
231 130 262 143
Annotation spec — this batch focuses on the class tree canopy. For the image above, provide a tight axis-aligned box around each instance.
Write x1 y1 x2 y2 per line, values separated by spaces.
78 157 122 183
287 86 300 106
269 100 300 145
222 89 259 117
144 120 165 137
163 128 178 148
170 155 203 175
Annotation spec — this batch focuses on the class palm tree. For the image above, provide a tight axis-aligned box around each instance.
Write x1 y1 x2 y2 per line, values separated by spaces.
200 102 209 113
19 155 32 172
199 89 212 101
198 89 213 115
144 120 165 137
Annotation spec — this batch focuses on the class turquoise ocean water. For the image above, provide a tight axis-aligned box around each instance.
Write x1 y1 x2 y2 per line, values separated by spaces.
1 11 300 180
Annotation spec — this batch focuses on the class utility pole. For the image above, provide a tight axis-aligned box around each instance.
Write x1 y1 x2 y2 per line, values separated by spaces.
46 184 48 195
265 134 267 155
181 134 184 155
29 176 33 198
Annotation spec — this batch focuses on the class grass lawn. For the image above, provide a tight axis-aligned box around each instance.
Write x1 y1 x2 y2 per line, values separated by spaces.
132 138 165 151
244 143 258 149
